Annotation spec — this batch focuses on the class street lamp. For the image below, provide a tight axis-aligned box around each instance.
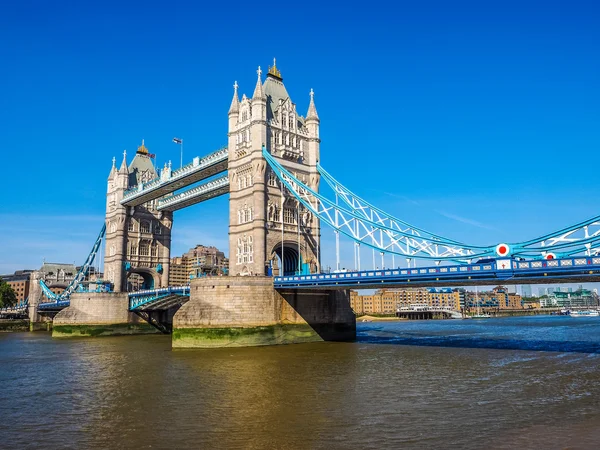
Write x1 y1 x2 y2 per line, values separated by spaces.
172 137 183 168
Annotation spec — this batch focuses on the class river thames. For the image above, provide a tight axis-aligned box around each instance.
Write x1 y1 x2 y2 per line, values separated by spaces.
1 315 600 449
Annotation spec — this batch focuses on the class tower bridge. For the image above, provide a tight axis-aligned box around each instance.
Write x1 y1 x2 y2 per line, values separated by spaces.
29 60 600 347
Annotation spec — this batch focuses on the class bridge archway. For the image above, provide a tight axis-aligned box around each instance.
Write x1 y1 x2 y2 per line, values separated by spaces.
126 268 159 292
271 242 302 276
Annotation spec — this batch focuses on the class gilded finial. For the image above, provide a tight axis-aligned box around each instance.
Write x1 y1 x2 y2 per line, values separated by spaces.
268 58 282 79
137 139 149 155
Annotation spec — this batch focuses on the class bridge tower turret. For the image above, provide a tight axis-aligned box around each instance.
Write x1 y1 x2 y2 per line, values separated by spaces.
228 60 321 276
104 143 173 292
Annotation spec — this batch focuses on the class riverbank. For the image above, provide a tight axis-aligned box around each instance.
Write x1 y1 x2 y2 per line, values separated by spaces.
357 315 405 322
0 319 29 332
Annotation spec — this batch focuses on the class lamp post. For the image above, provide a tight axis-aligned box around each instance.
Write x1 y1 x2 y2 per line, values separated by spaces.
172 137 183 168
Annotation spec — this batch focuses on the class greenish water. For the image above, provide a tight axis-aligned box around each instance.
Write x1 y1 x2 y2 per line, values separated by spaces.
1 316 600 449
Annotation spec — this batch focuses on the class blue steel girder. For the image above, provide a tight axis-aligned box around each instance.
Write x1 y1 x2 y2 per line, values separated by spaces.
38 224 106 304
128 286 190 311
263 148 492 261
275 256 600 289
264 148 600 261
156 175 229 211
121 148 228 207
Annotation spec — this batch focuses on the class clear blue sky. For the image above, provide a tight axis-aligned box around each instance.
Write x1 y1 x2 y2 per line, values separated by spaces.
1 0 599 288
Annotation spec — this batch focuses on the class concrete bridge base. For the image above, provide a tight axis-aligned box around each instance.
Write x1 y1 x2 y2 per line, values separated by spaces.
52 292 159 338
172 276 356 348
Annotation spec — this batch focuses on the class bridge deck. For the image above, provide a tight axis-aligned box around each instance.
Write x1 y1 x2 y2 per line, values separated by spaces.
156 175 229 211
274 257 600 289
121 149 228 207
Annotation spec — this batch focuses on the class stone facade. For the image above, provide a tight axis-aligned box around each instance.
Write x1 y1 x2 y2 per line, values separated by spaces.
172 276 355 348
104 142 173 292
227 61 321 276
52 292 157 337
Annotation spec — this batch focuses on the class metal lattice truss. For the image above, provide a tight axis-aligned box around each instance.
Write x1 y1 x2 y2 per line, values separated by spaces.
39 224 106 302
264 147 600 261
264 149 493 261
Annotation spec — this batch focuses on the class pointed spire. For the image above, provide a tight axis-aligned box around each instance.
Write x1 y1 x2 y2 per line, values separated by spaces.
119 150 128 173
108 156 117 178
306 88 319 120
228 81 240 115
252 66 265 100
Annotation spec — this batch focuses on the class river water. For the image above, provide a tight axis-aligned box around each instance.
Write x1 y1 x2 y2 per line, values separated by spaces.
1 316 600 449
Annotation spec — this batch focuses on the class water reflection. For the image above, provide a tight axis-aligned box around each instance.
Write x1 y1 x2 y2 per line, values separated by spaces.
1 317 600 449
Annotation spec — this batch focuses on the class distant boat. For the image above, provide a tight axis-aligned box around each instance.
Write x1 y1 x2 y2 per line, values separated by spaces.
570 310 600 317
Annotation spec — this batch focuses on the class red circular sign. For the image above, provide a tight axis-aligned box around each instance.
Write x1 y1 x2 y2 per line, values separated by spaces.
496 243 510 257
545 253 555 260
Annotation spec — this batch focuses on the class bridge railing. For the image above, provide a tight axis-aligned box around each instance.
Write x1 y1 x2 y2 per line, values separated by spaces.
157 175 229 210
274 256 600 287
122 147 228 201
128 285 190 310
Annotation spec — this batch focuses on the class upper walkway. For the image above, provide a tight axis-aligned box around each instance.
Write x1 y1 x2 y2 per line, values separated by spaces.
121 147 228 207
274 256 600 289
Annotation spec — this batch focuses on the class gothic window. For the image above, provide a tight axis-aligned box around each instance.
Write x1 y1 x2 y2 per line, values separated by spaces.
130 244 138 255
128 221 135 232
248 174 253 186
268 170 278 187
249 207 253 221
237 238 242 264
141 221 151 234
289 115 294 129
155 223 161 235
151 244 158 257
140 242 150 256
238 210 242 224
242 111 248 122
284 208 296 224
238 178 242 190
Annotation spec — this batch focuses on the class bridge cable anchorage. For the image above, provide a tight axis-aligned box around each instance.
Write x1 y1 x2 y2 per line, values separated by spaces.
39 224 106 306
264 148 600 261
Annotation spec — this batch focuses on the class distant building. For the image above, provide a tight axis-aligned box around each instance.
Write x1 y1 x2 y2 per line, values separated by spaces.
349 288 461 315
0 270 33 303
168 245 228 285
465 286 523 312
541 289 599 308
521 285 533 298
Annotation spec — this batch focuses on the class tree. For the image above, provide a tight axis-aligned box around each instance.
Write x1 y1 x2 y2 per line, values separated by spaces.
0 277 17 308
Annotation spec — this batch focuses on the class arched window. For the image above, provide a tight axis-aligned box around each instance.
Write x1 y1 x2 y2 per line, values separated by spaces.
155 224 161 235
128 221 135 232
141 221 150 233
151 244 158 257
140 242 150 256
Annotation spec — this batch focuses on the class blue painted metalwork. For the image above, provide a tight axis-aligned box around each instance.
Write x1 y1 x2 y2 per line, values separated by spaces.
274 256 600 289
38 224 106 307
128 286 190 311
265 147 600 261
121 147 228 207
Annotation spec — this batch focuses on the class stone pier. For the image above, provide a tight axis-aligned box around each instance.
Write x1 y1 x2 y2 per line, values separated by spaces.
172 276 356 348
52 292 158 337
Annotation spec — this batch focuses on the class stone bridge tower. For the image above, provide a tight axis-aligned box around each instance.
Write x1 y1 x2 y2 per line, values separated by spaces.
228 61 321 276
104 142 173 292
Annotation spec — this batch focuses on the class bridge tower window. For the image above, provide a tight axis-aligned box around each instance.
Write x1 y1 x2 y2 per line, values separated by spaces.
128 221 135 232
141 221 151 234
